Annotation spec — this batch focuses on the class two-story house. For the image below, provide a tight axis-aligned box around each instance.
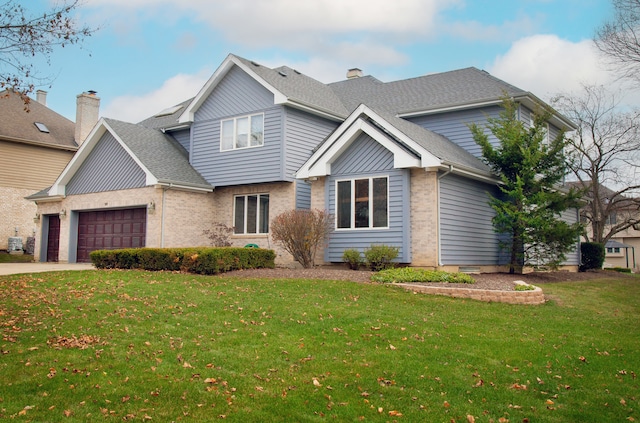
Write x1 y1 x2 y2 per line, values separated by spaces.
29 54 580 270
0 89 98 255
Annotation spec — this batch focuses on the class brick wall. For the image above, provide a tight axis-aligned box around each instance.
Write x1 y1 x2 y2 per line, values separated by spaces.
0 187 39 250
410 169 439 267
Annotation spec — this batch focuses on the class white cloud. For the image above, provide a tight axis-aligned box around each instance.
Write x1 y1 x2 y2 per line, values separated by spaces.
488 34 613 101
101 69 211 122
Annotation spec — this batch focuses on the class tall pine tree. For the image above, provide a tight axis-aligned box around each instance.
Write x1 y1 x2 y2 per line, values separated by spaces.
470 97 582 273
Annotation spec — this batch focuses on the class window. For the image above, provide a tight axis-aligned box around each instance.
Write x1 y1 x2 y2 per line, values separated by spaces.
605 213 617 225
336 177 388 229
607 247 621 254
221 113 264 151
234 194 269 234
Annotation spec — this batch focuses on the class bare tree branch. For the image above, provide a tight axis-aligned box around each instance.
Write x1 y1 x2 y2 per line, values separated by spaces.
0 0 94 103
553 84 640 244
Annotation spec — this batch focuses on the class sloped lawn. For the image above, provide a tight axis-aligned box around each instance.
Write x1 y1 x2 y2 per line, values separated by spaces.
0 270 638 422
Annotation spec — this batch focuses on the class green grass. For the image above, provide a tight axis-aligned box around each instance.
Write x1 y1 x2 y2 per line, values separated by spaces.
0 251 34 263
0 270 638 422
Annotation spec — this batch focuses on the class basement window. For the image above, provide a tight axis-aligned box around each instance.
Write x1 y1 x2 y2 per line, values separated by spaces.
34 122 49 133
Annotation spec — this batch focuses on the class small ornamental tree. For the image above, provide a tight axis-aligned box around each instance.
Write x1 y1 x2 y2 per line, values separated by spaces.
469 97 583 273
270 209 333 268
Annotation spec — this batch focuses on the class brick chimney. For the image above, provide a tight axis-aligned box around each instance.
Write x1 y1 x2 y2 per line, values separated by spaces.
347 68 363 79
36 90 47 106
75 91 100 145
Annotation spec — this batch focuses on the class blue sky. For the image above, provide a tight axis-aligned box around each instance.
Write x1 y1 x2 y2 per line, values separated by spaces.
28 0 624 123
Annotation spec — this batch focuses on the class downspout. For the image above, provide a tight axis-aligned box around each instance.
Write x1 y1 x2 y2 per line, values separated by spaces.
161 185 169 247
436 165 454 267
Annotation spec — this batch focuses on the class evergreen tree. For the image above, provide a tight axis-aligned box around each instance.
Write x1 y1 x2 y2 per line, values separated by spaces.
469 97 582 273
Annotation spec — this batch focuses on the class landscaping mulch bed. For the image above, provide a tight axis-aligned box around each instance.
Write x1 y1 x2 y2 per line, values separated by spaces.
219 267 624 291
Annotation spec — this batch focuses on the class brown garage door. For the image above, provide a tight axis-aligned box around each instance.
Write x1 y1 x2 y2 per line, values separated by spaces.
77 208 146 262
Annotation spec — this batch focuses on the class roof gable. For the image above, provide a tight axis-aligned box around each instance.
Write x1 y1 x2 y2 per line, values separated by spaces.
49 118 211 197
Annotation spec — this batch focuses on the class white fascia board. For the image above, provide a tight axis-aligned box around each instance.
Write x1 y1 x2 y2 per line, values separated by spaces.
178 55 287 124
305 119 426 178
362 107 441 168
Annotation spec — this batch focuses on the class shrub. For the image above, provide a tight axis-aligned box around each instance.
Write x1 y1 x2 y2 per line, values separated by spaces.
342 249 363 270
270 209 333 268
364 244 399 271
514 283 535 291
371 267 475 284
609 267 632 273
580 242 605 272
202 222 234 247
90 247 276 275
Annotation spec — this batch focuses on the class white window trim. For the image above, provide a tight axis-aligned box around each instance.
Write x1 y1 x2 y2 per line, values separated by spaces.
335 176 389 230
233 193 269 234
220 113 264 151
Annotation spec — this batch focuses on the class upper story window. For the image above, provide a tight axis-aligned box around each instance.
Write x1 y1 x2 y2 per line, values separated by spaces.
221 113 264 151
336 176 388 229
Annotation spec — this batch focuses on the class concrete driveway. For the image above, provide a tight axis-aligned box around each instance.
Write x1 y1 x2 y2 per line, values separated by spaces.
0 262 95 275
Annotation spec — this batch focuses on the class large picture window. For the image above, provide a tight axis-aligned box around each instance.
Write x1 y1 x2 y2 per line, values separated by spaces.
234 194 269 234
336 177 388 229
221 113 264 151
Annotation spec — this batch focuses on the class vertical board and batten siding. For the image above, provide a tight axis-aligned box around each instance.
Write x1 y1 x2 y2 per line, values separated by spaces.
170 129 191 154
439 173 504 265
284 107 339 179
66 132 146 195
326 133 410 262
189 64 285 187
407 106 502 158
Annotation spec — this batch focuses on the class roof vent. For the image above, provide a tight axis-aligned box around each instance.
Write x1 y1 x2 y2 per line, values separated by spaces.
347 68 363 79
250 60 260 67
278 70 288 77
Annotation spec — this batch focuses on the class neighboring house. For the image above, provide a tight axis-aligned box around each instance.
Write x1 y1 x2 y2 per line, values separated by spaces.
29 54 580 270
0 89 99 254
570 181 639 270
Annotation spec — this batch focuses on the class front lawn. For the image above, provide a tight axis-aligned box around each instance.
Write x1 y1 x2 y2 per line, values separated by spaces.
0 270 638 422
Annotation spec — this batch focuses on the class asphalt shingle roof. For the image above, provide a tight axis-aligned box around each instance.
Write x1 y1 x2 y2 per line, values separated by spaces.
104 118 211 188
0 90 76 149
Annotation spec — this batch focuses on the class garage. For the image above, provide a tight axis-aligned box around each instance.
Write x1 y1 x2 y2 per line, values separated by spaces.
77 208 146 262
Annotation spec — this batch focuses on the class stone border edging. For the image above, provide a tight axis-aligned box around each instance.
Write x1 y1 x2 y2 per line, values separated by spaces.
396 280 545 305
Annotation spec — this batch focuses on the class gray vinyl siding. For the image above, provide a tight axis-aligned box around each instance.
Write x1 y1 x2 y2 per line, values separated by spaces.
191 107 283 186
284 107 339 179
189 64 285 187
326 133 410 263
295 180 311 209
66 132 146 195
170 129 191 153
194 66 274 121
439 173 504 265
406 106 502 158
560 207 580 266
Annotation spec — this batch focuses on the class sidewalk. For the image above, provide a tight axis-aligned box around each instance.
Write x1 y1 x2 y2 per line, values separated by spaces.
0 262 95 275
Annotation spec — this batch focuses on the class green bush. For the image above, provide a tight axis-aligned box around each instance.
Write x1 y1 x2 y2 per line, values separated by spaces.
371 267 475 284
514 283 535 291
609 267 632 273
364 244 399 271
90 247 276 275
580 242 605 272
342 248 363 270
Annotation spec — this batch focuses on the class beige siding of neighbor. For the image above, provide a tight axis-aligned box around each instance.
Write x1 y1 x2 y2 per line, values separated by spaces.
0 187 39 250
0 140 74 190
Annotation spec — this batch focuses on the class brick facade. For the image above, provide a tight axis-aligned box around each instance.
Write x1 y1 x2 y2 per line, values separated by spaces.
33 182 301 266
0 187 39 250
410 169 439 267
